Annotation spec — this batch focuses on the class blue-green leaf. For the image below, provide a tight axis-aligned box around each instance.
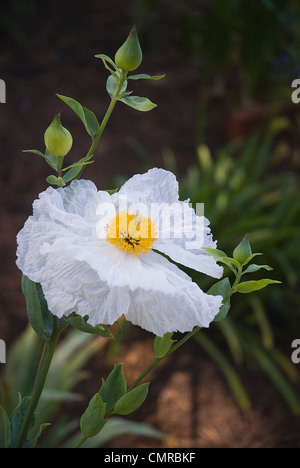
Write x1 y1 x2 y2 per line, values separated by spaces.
128 73 165 81
154 333 174 358
46 175 66 187
83 107 99 136
94 54 119 75
113 383 149 415
67 316 114 339
234 279 281 294
23 149 58 171
106 75 127 98
208 278 232 321
242 264 273 275
8 396 32 448
119 96 157 112
56 94 99 137
242 253 263 266
21 275 54 340
62 156 94 183
203 249 239 272
99 364 127 414
202 248 227 260
80 394 106 438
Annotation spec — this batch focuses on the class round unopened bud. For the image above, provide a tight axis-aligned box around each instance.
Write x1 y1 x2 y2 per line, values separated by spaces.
233 235 252 264
44 113 73 157
115 26 142 72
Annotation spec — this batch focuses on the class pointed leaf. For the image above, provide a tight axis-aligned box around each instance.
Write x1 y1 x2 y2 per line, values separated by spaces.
56 94 99 137
62 161 94 183
23 149 58 170
8 396 32 448
242 253 263 266
46 175 66 187
106 75 127 98
21 275 54 340
113 383 150 415
62 153 94 171
214 301 231 322
99 364 127 414
203 249 239 272
202 248 227 261
208 277 231 298
83 107 99 136
44 149 59 170
154 332 174 358
242 264 273 275
128 73 165 81
95 54 118 71
23 423 51 448
119 96 157 112
219 256 241 269
105 188 119 195
0 407 11 448
22 149 45 157
67 316 114 339
80 394 106 438
234 279 281 294
207 278 232 321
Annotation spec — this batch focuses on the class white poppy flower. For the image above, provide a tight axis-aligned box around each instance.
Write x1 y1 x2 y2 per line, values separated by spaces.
16 168 223 336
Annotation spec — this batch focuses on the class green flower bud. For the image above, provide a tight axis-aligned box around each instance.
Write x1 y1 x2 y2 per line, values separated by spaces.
233 235 252 264
44 113 73 157
115 26 142 72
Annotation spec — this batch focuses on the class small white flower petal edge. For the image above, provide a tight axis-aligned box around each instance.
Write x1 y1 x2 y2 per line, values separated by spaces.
16 168 223 336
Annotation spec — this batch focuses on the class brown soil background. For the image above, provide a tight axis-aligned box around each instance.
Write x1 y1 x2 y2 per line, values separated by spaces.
1 0 300 448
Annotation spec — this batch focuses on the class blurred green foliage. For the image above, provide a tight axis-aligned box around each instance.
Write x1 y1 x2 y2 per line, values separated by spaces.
178 132 300 412
132 0 300 93
0 327 164 447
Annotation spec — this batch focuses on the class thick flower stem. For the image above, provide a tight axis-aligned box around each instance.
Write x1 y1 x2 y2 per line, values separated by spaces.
77 70 127 179
15 322 68 448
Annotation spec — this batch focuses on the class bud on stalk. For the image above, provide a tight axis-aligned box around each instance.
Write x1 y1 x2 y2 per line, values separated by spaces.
44 113 73 157
233 234 252 264
115 26 142 72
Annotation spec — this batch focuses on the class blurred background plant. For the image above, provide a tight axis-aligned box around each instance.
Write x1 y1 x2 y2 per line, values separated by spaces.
1 0 300 448
0 326 164 447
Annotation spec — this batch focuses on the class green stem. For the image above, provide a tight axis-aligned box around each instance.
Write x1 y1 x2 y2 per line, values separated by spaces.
15 322 68 448
73 436 87 449
129 326 201 391
57 156 64 177
223 266 243 305
77 70 127 178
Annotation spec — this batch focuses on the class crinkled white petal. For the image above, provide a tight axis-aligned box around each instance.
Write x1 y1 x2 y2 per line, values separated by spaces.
16 175 223 335
41 248 222 336
40 254 129 325
115 167 179 205
154 201 223 279
124 251 223 336
16 180 111 282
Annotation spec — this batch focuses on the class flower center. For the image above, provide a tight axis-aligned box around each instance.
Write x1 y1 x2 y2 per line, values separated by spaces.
106 211 157 256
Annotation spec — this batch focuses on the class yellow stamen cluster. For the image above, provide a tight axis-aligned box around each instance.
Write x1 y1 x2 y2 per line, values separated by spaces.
106 211 157 256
